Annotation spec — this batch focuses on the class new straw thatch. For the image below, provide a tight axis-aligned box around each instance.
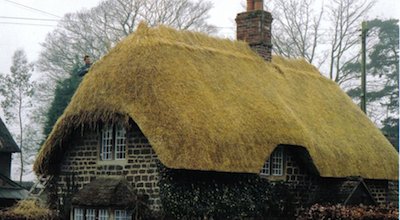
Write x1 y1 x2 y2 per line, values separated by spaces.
34 24 398 180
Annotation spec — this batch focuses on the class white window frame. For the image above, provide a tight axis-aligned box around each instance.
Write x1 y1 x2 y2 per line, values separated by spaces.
115 210 131 220
260 147 284 176
100 123 127 160
85 209 96 220
99 209 109 220
101 125 113 160
271 148 284 176
74 208 84 220
115 124 127 160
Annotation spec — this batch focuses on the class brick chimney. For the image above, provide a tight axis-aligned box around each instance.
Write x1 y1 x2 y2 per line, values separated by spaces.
236 0 273 61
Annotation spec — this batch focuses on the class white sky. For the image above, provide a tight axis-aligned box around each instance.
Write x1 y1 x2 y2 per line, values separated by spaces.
0 0 399 76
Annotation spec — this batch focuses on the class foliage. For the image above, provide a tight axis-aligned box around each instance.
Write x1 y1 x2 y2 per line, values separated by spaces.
43 67 81 139
344 19 399 150
297 204 399 220
159 165 296 219
0 49 35 182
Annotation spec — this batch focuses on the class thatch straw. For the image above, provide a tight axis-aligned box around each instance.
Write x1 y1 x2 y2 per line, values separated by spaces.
34 23 398 180
0 199 55 220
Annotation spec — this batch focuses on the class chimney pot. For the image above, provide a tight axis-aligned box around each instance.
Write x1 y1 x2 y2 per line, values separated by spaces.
236 0 272 62
254 0 264 11
247 0 254 11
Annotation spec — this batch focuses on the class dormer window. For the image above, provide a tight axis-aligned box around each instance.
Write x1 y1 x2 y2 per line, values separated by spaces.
260 147 284 176
101 123 126 160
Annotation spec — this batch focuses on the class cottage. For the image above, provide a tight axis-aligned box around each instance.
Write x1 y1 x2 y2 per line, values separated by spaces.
0 118 28 208
34 1 398 219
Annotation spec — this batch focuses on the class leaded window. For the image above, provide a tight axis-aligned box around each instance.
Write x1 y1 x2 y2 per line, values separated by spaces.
74 208 84 220
260 147 284 176
86 209 96 220
115 210 131 220
115 124 126 160
101 126 113 160
100 123 126 160
99 209 109 220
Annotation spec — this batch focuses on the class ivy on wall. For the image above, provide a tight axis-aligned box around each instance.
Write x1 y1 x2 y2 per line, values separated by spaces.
158 165 295 219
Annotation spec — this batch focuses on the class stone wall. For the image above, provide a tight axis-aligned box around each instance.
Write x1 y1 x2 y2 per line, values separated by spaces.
264 146 396 206
284 148 319 205
54 123 161 212
365 179 399 206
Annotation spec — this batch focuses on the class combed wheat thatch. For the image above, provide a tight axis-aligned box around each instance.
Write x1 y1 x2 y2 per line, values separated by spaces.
34 23 398 180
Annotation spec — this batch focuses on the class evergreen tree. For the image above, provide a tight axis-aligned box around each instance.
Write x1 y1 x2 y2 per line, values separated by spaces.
43 66 81 138
344 19 399 150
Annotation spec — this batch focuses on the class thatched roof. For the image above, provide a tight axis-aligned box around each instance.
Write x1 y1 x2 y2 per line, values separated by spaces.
0 199 55 220
71 177 136 207
34 24 398 180
0 118 19 153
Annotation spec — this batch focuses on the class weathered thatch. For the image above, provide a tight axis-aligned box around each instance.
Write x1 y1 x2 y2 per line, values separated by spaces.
71 177 137 207
34 24 398 180
0 199 55 220
0 117 19 153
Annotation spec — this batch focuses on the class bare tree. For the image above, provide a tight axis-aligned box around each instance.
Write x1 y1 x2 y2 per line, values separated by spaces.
327 0 375 83
34 0 215 137
267 0 324 65
37 0 214 84
0 49 35 182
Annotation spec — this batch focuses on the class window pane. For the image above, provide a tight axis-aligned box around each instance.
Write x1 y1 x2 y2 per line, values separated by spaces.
115 210 131 220
115 124 126 159
271 148 284 176
74 208 84 220
99 209 109 220
260 157 270 175
101 125 113 160
86 209 96 220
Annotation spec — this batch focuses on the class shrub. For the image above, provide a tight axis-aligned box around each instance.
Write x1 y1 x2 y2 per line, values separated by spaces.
297 204 398 220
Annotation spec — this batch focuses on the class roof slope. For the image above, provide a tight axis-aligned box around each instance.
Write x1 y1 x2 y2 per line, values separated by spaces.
72 177 136 207
0 118 19 153
0 173 28 200
34 24 398 180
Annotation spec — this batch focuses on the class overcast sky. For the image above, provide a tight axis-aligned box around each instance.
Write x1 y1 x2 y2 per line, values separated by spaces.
0 0 399 76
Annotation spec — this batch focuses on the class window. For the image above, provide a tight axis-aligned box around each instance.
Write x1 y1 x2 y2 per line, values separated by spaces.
260 147 284 176
115 124 126 160
115 210 131 220
99 209 109 220
100 123 126 160
86 209 96 220
74 208 84 220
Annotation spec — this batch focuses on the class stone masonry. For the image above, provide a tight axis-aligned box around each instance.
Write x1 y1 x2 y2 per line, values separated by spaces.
284 149 319 205
54 123 161 211
262 146 396 206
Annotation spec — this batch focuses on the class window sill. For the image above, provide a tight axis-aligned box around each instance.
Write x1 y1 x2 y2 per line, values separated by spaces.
97 159 128 166
260 174 286 181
